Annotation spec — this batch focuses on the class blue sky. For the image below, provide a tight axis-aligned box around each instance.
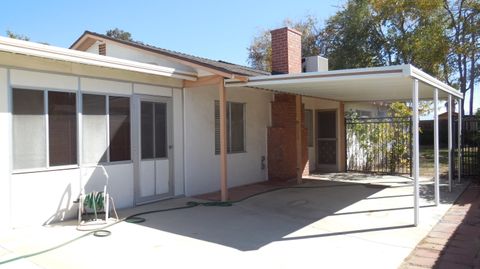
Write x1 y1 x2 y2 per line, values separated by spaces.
0 0 477 114
0 0 343 66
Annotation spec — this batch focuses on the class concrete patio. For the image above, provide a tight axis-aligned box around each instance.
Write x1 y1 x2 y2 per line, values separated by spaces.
0 175 468 269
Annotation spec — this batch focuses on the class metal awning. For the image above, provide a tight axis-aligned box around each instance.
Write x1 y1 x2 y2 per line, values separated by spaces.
227 64 463 227
225 64 462 101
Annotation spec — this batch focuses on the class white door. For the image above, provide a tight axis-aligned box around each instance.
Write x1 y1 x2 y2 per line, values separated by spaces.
135 96 173 204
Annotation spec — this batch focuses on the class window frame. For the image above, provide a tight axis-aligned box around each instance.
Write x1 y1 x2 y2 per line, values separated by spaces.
12 87 79 173
12 88 133 174
214 100 246 155
107 95 132 162
81 92 132 165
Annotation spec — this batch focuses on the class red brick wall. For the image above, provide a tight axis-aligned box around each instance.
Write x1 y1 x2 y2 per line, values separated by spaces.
268 94 309 181
268 28 307 181
270 27 302 74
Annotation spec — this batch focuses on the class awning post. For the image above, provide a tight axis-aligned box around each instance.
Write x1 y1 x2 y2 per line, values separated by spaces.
412 79 420 226
433 88 440 206
219 79 228 201
448 95 453 192
457 98 462 183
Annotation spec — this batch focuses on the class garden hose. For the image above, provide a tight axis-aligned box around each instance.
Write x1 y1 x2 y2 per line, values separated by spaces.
0 182 378 265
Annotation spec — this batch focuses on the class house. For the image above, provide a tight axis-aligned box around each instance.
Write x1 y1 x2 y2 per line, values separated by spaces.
0 27 462 229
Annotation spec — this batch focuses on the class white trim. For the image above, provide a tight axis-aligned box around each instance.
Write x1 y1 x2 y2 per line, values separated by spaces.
77 78 82 174
44 90 49 169
6 68 13 229
106 95 111 162
0 36 197 81
182 88 187 196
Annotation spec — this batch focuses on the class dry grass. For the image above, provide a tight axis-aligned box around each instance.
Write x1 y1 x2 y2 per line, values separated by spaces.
419 146 449 177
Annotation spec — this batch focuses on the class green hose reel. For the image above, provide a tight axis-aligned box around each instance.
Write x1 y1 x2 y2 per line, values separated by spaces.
83 191 105 220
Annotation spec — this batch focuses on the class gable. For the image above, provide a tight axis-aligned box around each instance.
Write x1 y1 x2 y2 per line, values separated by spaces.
71 32 269 80
83 40 207 77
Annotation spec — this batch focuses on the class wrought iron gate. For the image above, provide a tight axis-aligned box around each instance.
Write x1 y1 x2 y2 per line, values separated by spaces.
346 117 412 174
458 117 479 178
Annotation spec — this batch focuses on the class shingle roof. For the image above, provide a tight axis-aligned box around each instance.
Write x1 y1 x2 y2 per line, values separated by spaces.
71 31 270 77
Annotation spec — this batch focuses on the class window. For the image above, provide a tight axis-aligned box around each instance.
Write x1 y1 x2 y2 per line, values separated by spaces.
82 94 131 163
109 96 131 161
305 109 313 147
13 88 133 170
82 94 107 163
48 92 77 166
141 102 167 159
215 101 245 154
12 89 46 170
12 89 77 170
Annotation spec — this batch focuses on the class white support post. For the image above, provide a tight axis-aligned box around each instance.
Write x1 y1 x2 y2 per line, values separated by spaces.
457 98 462 183
447 95 453 192
412 79 420 226
433 88 440 206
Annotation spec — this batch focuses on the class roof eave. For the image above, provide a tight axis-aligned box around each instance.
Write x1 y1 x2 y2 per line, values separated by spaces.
0 36 197 81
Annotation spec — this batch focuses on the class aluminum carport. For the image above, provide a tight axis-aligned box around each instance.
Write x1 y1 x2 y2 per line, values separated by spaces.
225 64 463 226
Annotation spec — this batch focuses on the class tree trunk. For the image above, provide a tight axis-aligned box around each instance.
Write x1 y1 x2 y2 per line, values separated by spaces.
468 18 476 116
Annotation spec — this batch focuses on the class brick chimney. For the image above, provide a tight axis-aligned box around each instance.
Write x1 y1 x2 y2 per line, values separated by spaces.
270 27 302 74
268 27 309 181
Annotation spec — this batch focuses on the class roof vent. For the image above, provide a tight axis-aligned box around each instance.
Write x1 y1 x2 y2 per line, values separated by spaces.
98 43 106 56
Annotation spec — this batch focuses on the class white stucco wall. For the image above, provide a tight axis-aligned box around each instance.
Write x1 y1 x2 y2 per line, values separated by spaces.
2 67 185 228
0 68 11 230
104 42 198 76
302 97 341 172
184 86 272 196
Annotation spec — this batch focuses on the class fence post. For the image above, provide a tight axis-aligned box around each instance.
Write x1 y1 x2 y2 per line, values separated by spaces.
410 116 413 178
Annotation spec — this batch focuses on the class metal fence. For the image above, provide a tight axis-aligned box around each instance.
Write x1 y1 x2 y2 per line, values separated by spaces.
457 117 479 178
346 117 412 174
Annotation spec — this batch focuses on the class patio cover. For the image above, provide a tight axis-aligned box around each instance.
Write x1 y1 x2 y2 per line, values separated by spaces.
226 64 463 227
224 64 462 101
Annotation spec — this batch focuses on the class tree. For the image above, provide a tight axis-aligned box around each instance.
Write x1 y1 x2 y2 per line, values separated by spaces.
319 0 385 69
320 0 450 76
106 28 133 41
6 30 29 41
247 1 478 116
443 0 480 116
247 15 321 71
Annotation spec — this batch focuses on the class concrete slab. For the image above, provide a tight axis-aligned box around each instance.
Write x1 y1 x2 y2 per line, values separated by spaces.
0 176 468 269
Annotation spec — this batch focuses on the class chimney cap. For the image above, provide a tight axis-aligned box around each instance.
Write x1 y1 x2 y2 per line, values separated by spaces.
270 27 302 36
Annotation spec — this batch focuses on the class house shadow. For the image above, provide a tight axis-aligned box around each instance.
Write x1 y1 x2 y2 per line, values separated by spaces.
43 183 73 225
129 179 413 251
